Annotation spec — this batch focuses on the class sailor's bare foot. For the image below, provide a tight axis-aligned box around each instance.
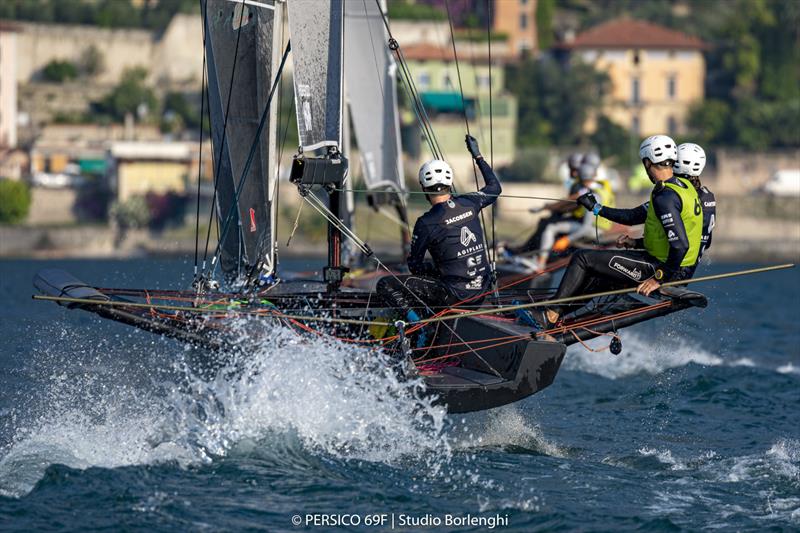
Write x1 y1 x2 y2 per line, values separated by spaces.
546 310 559 325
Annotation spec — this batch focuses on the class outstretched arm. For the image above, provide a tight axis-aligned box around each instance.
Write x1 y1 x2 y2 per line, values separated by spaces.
464 135 502 208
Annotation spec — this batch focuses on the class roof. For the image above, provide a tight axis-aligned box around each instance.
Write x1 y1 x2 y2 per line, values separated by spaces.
109 142 194 161
565 18 706 50
401 42 512 63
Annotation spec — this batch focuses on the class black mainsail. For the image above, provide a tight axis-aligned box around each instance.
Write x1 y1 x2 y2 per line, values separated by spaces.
204 0 281 278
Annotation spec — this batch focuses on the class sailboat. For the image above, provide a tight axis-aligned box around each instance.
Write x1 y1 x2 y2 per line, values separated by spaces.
32 0 711 414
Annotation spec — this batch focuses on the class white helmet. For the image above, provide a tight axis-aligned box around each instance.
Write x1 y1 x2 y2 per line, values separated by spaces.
639 135 677 164
567 153 583 171
582 152 601 168
418 159 453 190
673 143 706 177
578 162 597 182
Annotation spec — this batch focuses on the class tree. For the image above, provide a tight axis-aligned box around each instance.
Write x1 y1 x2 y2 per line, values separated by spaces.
506 57 610 147
535 0 556 50
80 45 105 78
98 67 158 121
42 60 78 82
0 180 32 224
590 116 635 168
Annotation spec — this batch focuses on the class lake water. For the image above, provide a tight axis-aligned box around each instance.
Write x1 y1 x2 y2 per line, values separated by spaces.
1 258 798 531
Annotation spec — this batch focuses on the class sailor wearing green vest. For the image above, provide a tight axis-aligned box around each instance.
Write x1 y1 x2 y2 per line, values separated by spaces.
541 135 702 327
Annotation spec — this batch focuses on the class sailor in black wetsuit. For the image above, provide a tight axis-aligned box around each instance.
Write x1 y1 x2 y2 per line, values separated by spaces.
674 142 716 276
376 135 500 325
543 135 703 326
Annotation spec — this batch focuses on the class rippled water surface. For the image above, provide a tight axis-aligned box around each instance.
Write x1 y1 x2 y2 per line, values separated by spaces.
1 258 798 531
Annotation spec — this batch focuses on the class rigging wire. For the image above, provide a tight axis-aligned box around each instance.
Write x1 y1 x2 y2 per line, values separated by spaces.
444 0 494 285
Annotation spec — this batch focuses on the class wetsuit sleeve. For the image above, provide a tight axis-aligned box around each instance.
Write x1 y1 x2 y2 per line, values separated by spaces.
704 191 716 252
407 219 436 276
652 189 690 280
460 158 501 209
597 202 648 226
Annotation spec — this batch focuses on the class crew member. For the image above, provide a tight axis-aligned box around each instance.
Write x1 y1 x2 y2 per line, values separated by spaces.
504 153 587 257
674 142 715 275
527 162 614 272
376 135 500 325
543 135 702 326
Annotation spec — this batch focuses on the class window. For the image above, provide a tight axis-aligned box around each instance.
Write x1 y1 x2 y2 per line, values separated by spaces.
631 77 640 104
667 75 677 100
418 72 430 91
477 74 491 90
520 13 528 29
442 72 452 89
633 50 640 65
667 115 677 136
632 116 640 135
521 0 528 4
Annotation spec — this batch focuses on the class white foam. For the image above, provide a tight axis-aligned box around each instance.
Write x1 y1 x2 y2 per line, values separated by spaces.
451 406 567 458
777 362 800 375
563 332 723 379
0 322 450 497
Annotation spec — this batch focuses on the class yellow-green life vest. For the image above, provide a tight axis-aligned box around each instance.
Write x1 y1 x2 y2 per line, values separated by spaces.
643 178 702 267
570 180 616 231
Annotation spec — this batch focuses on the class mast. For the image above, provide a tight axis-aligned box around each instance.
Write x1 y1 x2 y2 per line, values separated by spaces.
287 0 349 291
203 0 281 282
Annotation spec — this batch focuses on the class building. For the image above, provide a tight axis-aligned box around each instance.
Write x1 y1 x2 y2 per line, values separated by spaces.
492 0 538 57
402 43 517 180
562 18 706 137
0 21 20 149
30 123 163 185
108 141 209 202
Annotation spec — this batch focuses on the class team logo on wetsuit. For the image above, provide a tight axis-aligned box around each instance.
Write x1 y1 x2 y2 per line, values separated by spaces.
460 226 477 246
608 255 654 282
445 211 473 225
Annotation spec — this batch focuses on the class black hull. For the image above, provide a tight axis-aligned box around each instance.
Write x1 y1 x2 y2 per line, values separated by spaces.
33 269 568 414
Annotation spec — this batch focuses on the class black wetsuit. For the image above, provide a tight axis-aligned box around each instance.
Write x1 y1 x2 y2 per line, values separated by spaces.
685 184 716 277
376 158 501 314
552 178 695 313
507 181 583 255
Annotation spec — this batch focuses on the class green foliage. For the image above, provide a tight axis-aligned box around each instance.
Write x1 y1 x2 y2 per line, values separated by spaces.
80 45 105 78
42 60 78 83
98 67 158 121
387 1 446 21
0 180 32 224
506 58 610 147
0 0 198 31
162 92 201 133
590 116 636 168
110 196 150 230
497 148 553 183
535 0 556 50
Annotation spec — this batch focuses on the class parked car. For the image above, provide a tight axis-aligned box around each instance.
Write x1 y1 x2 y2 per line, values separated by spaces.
762 169 800 197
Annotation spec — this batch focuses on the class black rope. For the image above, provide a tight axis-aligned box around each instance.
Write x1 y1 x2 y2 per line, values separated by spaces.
374 0 443 160
200 0 248 279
